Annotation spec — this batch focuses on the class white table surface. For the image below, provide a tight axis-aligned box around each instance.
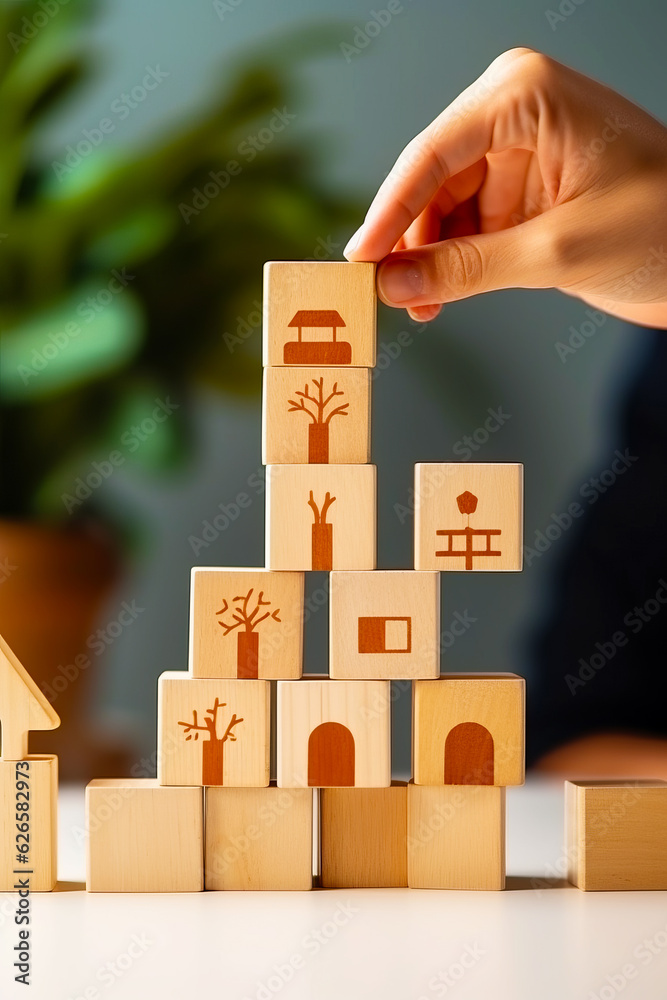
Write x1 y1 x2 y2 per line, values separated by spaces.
1 778 666 1000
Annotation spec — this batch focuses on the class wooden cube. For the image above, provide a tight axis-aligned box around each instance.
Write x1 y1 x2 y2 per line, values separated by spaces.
0 755 57 891
320 783 407 887
330 571 440 679
86 779 203 892
262 367 371 465
266 464 376 571
413 674 525 787
189 567 304 679
263 261 376 367
407 783 505 890
414 463 523 572
158 673 270 787
277 677 391 788
566 780 667 890
205 784 313 890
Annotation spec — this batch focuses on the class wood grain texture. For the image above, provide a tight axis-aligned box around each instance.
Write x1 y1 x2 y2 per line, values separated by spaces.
330 571 440 679
263 261 376 367
413 674 525 787
320 783 407 888
266 465 376 571
86 779 203 892
262 367 371 465
414 463 523 572
0 755 57 891
277 677 391 788
158 673 270 787
0 632 60 761
407 782 506 890
205 784 313 890
565 779 667 891
189 568 304 679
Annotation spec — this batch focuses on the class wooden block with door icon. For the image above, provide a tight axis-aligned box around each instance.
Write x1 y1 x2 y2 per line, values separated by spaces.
189 568 304 679
266 464 376 570
329 570 440 679
565 779 667 890
0 755 58 891
263 261 376 367
205 783 314 890
407 782 506 889
262 367 371 465
414 463 523 571
158 673 270 787
86 779 204 892
320 782 407 888
413 674 525 786
277 677 391 788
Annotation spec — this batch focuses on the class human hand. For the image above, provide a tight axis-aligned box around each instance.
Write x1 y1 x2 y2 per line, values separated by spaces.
344 48 667 329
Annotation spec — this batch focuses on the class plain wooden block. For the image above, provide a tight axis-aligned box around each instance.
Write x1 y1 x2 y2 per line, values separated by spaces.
0 755 57 891
86 779 203 892
407 783 506 890
414 463 523 572
189 567 304 679
0 633 60 761
277 677 391 788
330 571 440 680
566 779 667 890
205 784 313 890
262 367 371 464
263 261 376 367
266 464 376 571
413 674 525 787
158 673 270 787
320 783 407 887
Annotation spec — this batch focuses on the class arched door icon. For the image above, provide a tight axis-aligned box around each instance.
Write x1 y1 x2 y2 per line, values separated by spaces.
307 721 355 786
444 722 494 784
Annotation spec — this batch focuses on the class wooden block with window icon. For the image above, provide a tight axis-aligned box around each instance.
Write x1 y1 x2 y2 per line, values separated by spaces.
414 463 523 571
329 571 440 679
266 464 376 571
262 261 376 367
262 367 371 465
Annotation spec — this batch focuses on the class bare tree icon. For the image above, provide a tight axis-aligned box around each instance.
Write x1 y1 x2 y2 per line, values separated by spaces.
216 589 281 678
178 697 243 785
308 490 336 570
287 378 349 463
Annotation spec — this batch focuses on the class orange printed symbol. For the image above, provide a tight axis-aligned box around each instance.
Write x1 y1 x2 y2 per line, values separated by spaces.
307 721 355 786
308 490 335 570
358 616 412 653
216 589 281 679
287 378 349 463
178 698 243 786
435 491 501 570
284 310 351 365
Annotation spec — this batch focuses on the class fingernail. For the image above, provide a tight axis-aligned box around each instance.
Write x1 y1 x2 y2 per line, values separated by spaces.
343 227 362 258
378 259 423 303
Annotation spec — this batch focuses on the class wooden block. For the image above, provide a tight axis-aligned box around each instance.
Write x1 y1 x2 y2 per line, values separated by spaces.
566 779 667 890
320 783 407 887
0 755 57 891
205 783 313 890
277 677 391 788
263 261 376 367
189 567 304 679
86 779 203 892
414 463 523 571
413 674 525 786
330 571 439 680
266 464 376 570
407 782 505 890
158 673 270 787
0 633 60 761
262 367 371 464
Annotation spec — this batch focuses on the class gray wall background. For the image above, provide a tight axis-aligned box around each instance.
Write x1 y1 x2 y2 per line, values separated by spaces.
53 0 667 772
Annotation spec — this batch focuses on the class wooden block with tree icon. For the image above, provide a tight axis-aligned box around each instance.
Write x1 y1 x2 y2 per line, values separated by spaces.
414 463 523 571
263 261 376 367
262 367 371 464
0 755 58 891
277 677 391 788
329 570 440 679
189 568 304 679
566 779 667 890
86 779 204 892
320 783 407 888
266 464 376 570
413 674 525 786
158 673 270 787
407 782 506 890
205 783 314 890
